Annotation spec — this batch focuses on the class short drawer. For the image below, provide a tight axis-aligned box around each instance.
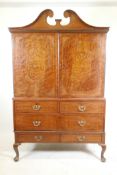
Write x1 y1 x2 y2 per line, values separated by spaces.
60 101 105 113
14 114 59 131
61 134 102 143
60 114 104 132
14 101 58 113
15 132 60 143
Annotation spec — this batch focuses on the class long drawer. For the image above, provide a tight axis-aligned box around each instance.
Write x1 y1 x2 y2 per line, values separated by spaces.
14 114 59 131
14 101 58 113
60 114 104 132
60 100 105 113
15 132 103 143
14 113 104 132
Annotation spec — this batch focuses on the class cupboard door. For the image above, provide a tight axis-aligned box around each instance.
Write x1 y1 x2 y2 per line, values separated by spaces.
59 33 106 98
13 33 58 97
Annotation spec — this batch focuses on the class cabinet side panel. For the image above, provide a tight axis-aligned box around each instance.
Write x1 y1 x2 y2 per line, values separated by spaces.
59 33 106 98
12 33 58 97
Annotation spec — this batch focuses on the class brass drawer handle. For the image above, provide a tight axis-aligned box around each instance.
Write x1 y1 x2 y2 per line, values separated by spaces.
78 120 86 127
33 120 41 127
34 135 43 141
32 104 41 111
77 136 86 142
78 105 86 112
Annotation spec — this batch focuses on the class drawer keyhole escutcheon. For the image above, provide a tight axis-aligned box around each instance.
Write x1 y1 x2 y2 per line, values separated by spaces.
33 120 41 127
32 104 41 111
78 105 86 112
77 136 86 142
34 135 43 141
78 120 86 127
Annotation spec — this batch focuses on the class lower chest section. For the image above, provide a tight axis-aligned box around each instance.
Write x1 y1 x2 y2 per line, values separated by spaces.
13 99 105 143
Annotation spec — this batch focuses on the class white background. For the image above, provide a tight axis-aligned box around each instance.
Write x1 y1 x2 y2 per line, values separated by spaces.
0 1 117 175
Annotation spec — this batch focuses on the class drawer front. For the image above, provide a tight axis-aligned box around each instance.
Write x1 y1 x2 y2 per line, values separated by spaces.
60 101 105 113
14 101 58 113
15 132 60 143
15 114 59 131
60 114 104 132
61 134 102 143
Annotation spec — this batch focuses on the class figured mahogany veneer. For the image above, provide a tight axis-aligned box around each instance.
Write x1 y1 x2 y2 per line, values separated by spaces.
15 132 60 143
15 132 103 143
9 9 109 162
14 113 104 132
60 114 104 132
14 114 59 131
60 100 105 113
59 33 106 97
14 101 58 113
12 33 58 98
61 133 103 143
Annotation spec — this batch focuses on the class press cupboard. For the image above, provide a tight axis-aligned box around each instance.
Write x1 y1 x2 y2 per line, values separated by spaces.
9 9 109 161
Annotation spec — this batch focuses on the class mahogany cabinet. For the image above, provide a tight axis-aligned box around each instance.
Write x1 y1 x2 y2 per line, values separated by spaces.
9 9 109 161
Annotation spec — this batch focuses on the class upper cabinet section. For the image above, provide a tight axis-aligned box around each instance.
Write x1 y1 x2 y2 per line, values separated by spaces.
10 9 109 98
9 9 109 33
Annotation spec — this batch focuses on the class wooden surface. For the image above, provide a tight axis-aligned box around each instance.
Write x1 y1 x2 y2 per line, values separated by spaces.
60 114 104 132
12 32 106 98
59 33 106 97
61 133 102 143
14 114 59 131
14 113 103 132
14 101 58 113
10 9 108 161
9 9 109 33
13 33 58 97
15 132 60 143
15 132 103 143
14 99 105 113
60 100 105 113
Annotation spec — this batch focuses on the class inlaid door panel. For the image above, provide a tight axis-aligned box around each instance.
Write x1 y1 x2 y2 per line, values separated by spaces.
13 33 58 97
59 33 106 97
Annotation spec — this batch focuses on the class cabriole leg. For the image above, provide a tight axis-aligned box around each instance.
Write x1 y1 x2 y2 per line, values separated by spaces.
99 144 106 162
13 143 21 161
